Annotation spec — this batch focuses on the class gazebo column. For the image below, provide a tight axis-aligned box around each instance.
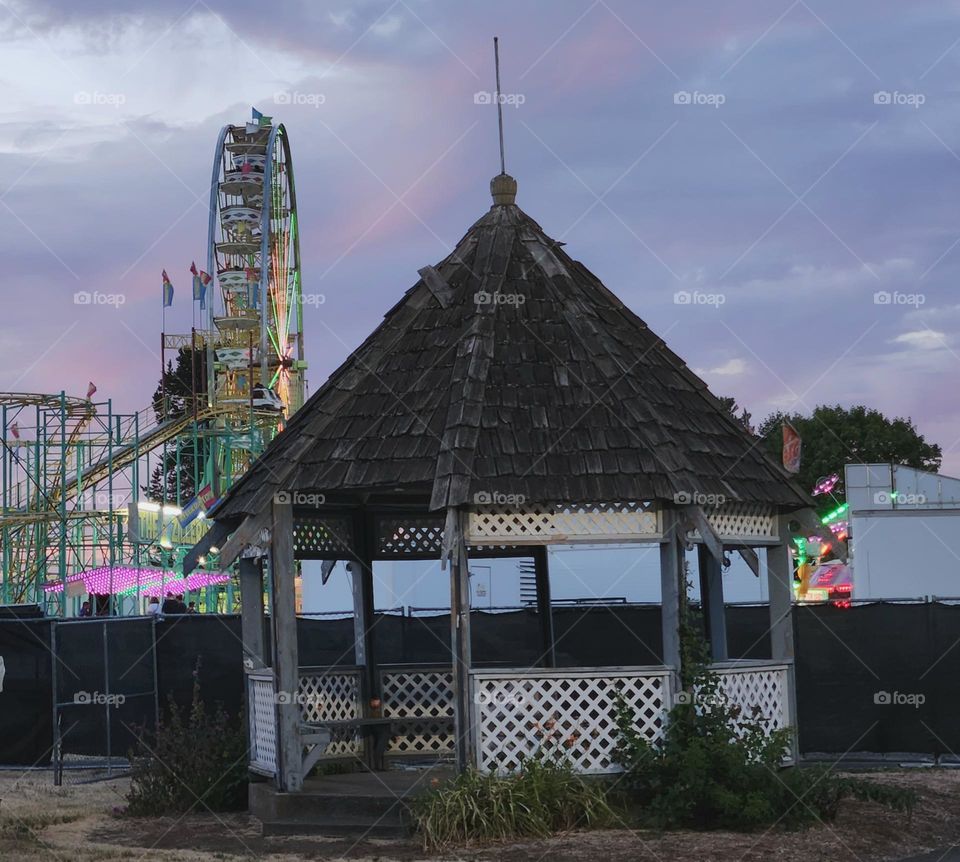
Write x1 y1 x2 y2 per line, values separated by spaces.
533 546 556 667
765 515 795 661
447 508 474 772
697 544 728 661
659 509 683 678
239 555 267 668
270 498 302 792
348 512 378 707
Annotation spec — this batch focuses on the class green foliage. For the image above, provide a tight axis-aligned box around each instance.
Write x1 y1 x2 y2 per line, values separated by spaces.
756 404 941 510
125 674 247 816
614 616 918 831
411 758 616 850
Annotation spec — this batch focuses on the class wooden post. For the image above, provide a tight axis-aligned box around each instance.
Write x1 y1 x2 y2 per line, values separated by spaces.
659 508 683 678
533 546 555 667
697 544 728 661
239 555 266 669
447 509 474 772
766 516 795 662
270 498 302 792
351 512 378 704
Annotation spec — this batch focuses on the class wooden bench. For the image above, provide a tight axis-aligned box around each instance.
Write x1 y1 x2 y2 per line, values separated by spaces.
301 718 394 773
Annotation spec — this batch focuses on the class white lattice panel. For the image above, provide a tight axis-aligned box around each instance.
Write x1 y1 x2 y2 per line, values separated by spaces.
381 667 454 757
468 503 661 545
248 673 277 775
472 668 672 775
691 504 778 543
713 663 790 741
298 669 363 758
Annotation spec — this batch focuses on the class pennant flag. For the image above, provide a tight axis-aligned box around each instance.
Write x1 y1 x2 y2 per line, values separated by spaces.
251 107 263 123
199 270 212 287
191 261 203 301
782 422 802 474
10 422 19 441
162 270 174 307
86 381 97 400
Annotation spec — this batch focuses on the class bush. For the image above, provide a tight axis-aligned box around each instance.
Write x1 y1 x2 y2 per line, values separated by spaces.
614 616 917 831
125 673 247 816
412 758 616 850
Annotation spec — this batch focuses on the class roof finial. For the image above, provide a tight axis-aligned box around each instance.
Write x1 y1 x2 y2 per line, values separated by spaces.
494 36 506 175
490 36 518 206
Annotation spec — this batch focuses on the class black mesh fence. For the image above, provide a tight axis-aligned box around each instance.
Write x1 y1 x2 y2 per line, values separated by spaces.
5 601 960 765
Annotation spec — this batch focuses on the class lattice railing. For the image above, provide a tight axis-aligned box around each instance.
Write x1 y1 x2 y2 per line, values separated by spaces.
298 667 364 758
293 515 353 558
690 504 779 544
380 665 454 757
471 667 673 775
248 672 277 776
712 661 791 754
468 502 661 545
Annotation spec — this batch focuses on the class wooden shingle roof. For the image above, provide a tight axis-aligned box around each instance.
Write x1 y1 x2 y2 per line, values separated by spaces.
214 175 811 519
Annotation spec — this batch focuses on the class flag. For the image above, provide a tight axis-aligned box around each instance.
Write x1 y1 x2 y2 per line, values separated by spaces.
251 107 263 123
782 422 801 474
10 422 19 441
162 270 174 307
191 261 203 301
86 381 97 400
241 157 252 176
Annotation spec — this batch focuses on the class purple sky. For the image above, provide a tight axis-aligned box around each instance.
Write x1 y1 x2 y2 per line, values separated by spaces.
2 1 959 475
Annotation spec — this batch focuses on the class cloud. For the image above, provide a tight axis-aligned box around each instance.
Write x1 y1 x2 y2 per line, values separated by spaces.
892 329 949 350
694 358 748 377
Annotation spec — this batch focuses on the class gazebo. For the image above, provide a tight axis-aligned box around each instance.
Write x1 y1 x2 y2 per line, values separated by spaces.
187 171 820 802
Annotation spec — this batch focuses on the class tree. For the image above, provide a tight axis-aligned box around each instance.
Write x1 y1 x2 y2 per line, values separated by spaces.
146 347 208 503
717 395 754 435
756 405 942 510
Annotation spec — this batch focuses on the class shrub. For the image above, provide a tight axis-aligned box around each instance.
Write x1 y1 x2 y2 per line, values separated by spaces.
412 757 616 850
614 604 917 831
125 672 247 815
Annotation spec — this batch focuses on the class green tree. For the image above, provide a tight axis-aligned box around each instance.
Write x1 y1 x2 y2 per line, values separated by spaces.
756 405 942 511
717 395 754 435
146 348 207 502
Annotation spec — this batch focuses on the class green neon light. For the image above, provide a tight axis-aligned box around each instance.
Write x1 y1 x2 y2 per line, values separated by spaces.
821 502 849 524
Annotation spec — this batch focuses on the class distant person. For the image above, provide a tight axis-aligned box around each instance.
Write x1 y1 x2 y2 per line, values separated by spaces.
147 596 161 617
161 592 177 614
186 601 197 614
79 600 92 618
174 594 188 614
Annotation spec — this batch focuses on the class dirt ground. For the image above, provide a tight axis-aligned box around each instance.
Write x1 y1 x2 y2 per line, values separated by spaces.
1 768 959 861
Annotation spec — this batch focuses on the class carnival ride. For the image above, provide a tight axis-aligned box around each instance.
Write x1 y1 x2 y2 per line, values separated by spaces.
0 109 307 616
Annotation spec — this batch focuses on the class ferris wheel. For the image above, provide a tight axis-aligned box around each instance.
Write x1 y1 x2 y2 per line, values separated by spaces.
205 109 306 420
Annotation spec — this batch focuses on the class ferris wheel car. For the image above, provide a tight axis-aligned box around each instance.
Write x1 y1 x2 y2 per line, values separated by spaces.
251 386 283 411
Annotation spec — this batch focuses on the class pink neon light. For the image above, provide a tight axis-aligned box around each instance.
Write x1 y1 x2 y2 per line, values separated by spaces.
43 566 230 596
